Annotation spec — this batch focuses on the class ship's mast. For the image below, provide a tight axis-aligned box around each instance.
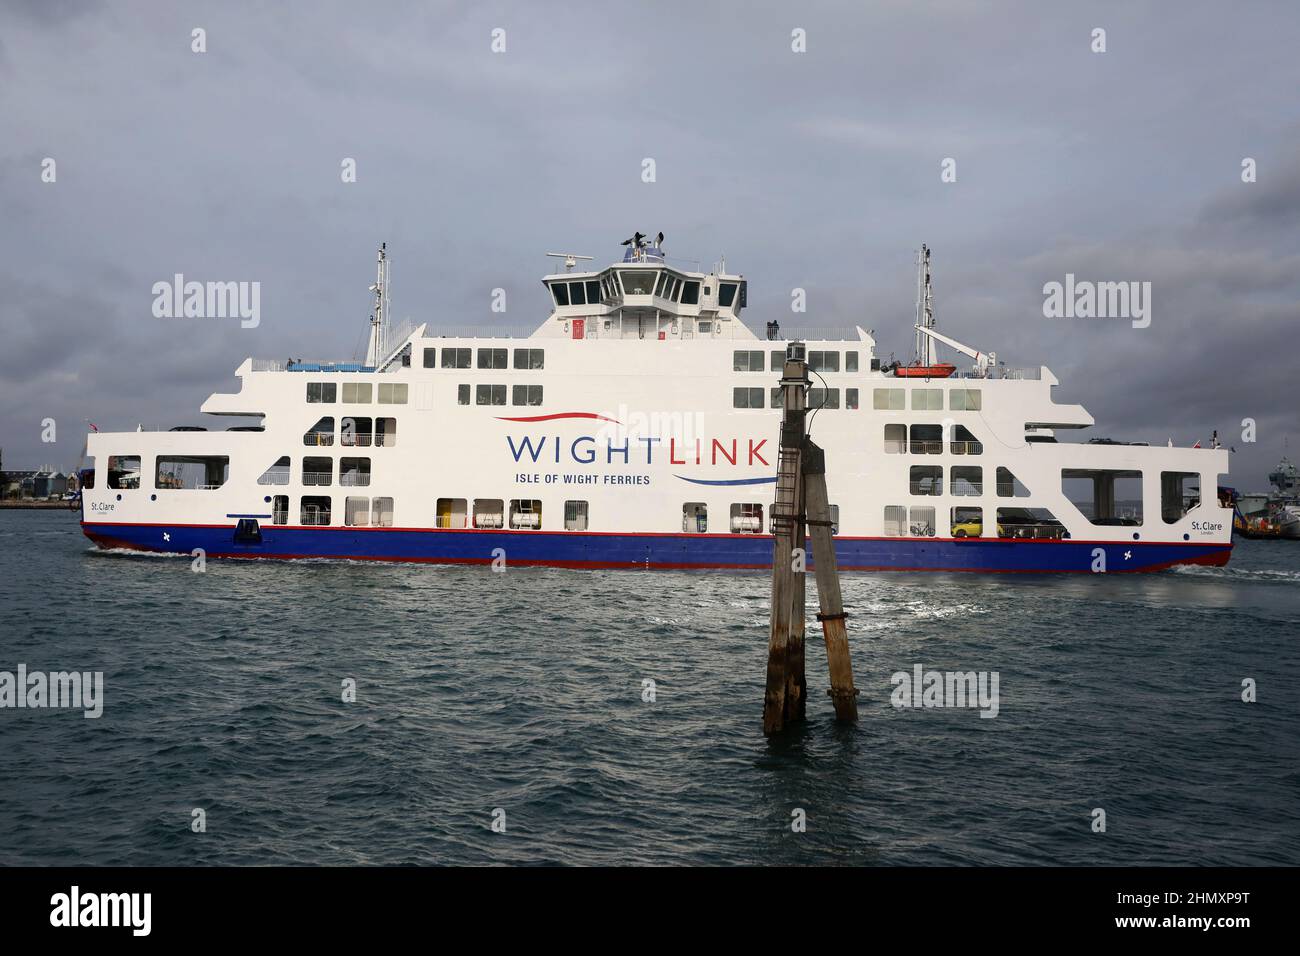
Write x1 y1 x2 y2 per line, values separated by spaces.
915 243 936 365
366 242 390 366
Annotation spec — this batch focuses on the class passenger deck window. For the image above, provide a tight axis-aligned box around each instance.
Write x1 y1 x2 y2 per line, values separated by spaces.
107 455 141 490
950 388 982 411
306 382 336 404
912 388 943 410
951 466 983 496
302 457 332 487
909 465 942 496
340 457 371 487
513 348 544 370
1161 471 1200 523
477 348 507 370
809 351 839 373
342 382 372 403
733 350 764 371
303 417 334 447
378 383 407 404
442 348 471 369
476 384 507 406
873 388 905 410
155 456 229 490
423 348 437 368
512 385 543 406
733 387 764 409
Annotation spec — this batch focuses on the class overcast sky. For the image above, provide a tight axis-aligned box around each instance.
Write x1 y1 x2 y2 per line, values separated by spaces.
1 0 1297 488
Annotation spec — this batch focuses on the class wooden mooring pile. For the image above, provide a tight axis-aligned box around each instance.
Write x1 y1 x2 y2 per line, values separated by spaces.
763 345 859 735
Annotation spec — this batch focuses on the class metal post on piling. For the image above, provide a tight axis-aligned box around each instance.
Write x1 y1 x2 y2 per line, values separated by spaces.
763 346 809 735
764 342 858 733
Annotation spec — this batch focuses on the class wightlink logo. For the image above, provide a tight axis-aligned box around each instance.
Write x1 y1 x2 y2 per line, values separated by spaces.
151 273 260 328
0 664 104 718
1042 274 1151 329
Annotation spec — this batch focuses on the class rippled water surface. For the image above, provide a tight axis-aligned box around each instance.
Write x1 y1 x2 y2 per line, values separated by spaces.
1 510 1297 865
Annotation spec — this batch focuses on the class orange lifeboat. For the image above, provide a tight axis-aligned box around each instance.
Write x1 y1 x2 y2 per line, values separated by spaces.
892 363 956 378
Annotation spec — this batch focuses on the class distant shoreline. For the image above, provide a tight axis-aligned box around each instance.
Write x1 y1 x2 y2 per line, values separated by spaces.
0 500 73 510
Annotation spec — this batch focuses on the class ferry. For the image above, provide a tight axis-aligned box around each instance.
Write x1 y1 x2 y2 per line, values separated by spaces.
78 235 1233 572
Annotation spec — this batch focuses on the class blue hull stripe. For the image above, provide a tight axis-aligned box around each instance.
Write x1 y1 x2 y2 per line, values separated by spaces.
82 522 1232 573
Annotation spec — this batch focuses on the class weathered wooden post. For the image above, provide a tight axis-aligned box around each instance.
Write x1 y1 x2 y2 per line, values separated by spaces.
802 438 859 721
763 351 809 735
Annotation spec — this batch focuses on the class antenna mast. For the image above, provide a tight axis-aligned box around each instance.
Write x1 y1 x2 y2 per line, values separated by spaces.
914 243 936 365
366 243 390 366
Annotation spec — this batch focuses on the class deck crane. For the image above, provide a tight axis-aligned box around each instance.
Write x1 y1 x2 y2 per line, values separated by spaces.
913 324 998 377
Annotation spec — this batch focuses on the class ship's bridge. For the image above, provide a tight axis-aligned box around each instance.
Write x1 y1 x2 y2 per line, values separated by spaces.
536 236 751 340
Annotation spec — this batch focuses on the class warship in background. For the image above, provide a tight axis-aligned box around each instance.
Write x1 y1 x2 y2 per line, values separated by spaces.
1233 454 1300 539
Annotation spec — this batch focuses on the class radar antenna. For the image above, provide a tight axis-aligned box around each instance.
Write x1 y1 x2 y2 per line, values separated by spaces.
545 252 595 273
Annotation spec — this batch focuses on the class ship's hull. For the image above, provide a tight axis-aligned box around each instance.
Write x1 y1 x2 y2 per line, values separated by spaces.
82 521 1231 572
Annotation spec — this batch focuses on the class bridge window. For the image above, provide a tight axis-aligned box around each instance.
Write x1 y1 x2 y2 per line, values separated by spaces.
718 282 738 307
301 495 331 526
569 281 586 306
910 424 943 454
680 280 701 305
585 280 600 303
734 387 764 409
996 467 1031 497
341 417 372 447
513 348 545 370
155 455 229 490
564 500 589 531
846 388 859 410
1064 469 1143 525
378 383 407 404
107 455 141 489
476 384 507 406
996 507 1067 539
912 388 943 410
372 497 394 527
477 348 507 370
342 382 372 403
952 466 983 496
551 282 569 306
1161 471 1199 523
441 348 471 369
423 348 437 368
910 465 942 496
809 351 839 373
845 352 859 372
458 385 470 405
340 457 371 487
436 497 466 529
344 496 370 527
883 505 907 536
473 498 504 529
257 456 290 485
734 350 765 371
512 385 543 406
951 506 983 537
509 499 542 529
303 416 334 446
302 457 332 487
730 503 764 534
620 271 656 295
306 382 336 403
271 495 289 524
375 417 397 447
682 502 708 533
950 388 982 411
873 388 905 410
884 424 907 453
951 425 982 455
